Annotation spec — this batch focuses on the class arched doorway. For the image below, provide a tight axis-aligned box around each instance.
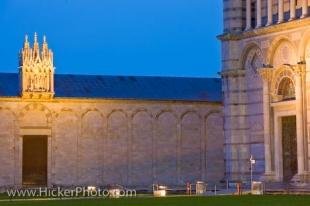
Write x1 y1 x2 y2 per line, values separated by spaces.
281 116 297 182
276 77 297 182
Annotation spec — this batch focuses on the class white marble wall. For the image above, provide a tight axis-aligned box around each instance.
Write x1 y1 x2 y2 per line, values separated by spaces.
0 100 224 189
221 3 310 181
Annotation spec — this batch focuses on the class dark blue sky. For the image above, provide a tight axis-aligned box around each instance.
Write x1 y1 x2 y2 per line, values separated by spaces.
0 0 222 77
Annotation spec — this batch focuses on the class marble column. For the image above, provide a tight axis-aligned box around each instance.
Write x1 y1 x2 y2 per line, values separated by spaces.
295 66 305 175
266 0 273 26
259 68 272 175
289 0 296 21
302 0 308 18
256 0 262 28
246 0 252 30
278 0 284 23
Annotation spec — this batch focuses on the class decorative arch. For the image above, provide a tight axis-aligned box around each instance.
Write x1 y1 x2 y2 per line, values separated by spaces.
266 36 297 67
104 109 128 185
55 107 79 119
81 108 104 119
205 111 224 182
240 42 264 70
131 108 153 119
242 43 264 90
205 110 223 120
79 109 103 185
0 107 15 186
19 103 53 127
297 29 310 60
180 110 202 120
180 111 201 183
270 66 296 101
0 106 17 120
131 110 153 186
156 110 178 185
155 109 179 122
107 109 128 119
54 110 79 185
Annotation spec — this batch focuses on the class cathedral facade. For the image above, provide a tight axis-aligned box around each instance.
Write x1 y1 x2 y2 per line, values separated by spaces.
220 0 310 183
0 34 224 189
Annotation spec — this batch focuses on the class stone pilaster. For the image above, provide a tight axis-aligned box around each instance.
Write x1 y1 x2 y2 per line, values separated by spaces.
258 67 274 180
294 65 306 177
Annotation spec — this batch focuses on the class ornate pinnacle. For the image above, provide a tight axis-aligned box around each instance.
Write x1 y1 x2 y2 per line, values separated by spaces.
23 34 29 48
34 32 38 43
43 35 46 43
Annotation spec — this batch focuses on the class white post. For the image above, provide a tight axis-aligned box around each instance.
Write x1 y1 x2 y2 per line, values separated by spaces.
256 0 262 28
214 184 217 195
250 155 256 189
278 0 284 23
246 0 252 30
289 0 296 21
266 0 273 26
302 0 308 18
250 159 253 186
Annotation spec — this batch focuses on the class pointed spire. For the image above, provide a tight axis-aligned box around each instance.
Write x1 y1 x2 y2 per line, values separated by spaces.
24 34 29 48
34 32 38 43
42 35 49 58
33 32 40 60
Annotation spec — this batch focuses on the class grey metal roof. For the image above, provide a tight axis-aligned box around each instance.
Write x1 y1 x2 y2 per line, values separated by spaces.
0 73 222 102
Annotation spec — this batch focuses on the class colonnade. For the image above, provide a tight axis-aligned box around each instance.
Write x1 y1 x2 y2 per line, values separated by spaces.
246 0 308 30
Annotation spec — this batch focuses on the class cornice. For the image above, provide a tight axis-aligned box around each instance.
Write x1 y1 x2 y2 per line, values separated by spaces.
0 97 222 105
218 17 310 42
220 69 246 78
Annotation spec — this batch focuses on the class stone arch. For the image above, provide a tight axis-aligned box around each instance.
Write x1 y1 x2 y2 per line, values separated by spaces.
240 42 264 69
277 77 295 100
156 111 178 185
104 110 128 185
242 44 264 90
270 66 296 100
298 29 310 73
131 110 153 186
107 109 128 119
180 111 201 183
205 111 224 183
79 110 104 186
81 108 104 119
267 36 297 67
297 29 310 61
156 109 179 121
131 108 153 119
0 108 15 186
19 103 52 127
54 110 79 186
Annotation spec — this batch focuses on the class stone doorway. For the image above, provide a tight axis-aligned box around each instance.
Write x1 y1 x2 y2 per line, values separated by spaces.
281 116 297 182
22 135 48 186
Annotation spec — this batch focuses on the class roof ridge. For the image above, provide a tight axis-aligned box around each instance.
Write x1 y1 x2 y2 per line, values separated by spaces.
0 72 220 79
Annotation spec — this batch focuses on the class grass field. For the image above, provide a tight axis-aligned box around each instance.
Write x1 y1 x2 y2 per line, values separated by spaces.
0 196 310 206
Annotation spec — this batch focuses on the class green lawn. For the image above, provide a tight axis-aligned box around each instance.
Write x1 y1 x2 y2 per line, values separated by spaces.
0 196 310 206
